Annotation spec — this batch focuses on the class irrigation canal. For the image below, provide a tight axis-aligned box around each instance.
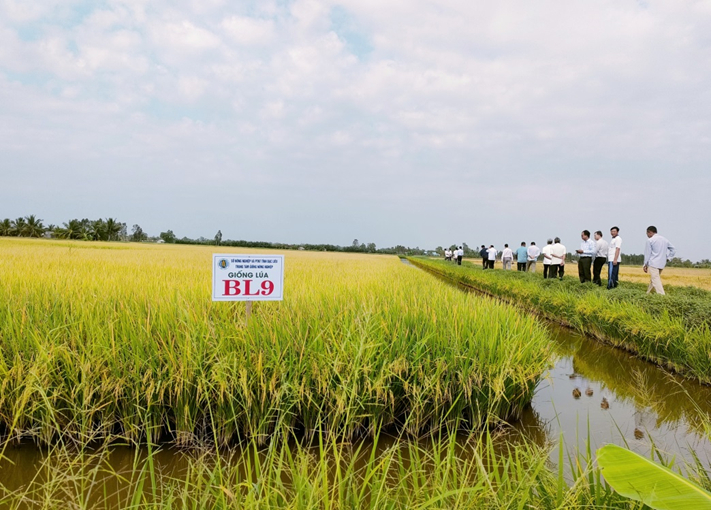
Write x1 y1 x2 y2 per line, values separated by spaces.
401 256 711 469
0 259 709 501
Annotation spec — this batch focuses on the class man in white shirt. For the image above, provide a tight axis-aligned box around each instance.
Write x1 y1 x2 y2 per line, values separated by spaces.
444 248 451 261
526 242 541 272
593 231 608 286
549 237 567 279
575 230 596 283
501 244 513 270
607 226 622 289
456 246 464 266
487 245 498 269
643 226 676 295
541 239 553 279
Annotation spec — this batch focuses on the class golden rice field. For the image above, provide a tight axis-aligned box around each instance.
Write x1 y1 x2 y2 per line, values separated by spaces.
0 238 550 447
619 265 711 290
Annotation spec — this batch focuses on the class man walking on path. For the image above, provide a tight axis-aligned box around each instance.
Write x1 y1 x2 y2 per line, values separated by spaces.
479 245 488 269
607 227 622 289
526 242 541 272
501 244 513 270
593 231 608 286
456 246 464 266
542 239 553 279
516 242 528 271
643 226 676 295
487 245 498 269
549 237 566 279
576 230 596 283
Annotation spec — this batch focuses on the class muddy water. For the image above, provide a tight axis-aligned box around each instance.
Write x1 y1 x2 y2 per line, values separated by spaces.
1 262 710 502
518 324 711 467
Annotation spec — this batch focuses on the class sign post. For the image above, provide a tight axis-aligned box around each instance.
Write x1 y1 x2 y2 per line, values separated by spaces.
212 254 284 325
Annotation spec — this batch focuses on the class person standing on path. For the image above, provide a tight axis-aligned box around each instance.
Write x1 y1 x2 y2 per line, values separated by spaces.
575 230 596 283
549 237 567 279
501 244 513 270
593 231 608 286
479 245 488 268
607 227 622 289
487 245 498 269
516 242 528 271
542 239 553 279
526 242 541 272
456 246 464 266
643 226 676 295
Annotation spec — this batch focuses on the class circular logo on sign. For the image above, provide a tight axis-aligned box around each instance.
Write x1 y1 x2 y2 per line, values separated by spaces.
218 258 229 269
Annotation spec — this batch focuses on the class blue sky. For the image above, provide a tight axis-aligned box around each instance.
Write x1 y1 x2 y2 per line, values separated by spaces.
1 0 710 259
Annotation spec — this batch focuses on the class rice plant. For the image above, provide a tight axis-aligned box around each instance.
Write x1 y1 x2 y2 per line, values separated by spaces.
0 239 550 447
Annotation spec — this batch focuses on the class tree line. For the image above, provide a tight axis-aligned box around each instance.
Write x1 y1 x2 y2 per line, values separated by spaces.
0 215 432 256
0 216 151 242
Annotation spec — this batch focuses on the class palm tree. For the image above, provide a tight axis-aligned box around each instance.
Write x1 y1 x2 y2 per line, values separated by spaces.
0 219 11 236
11 217 27 237
23 215 46 238
104 218 123 241
88 219 107 241
56 219 86 240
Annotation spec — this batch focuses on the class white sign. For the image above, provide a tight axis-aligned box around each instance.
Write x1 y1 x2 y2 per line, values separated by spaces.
212 254 284 301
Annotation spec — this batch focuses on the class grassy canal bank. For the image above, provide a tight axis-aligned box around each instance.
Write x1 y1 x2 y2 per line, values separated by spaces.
408 257 711 385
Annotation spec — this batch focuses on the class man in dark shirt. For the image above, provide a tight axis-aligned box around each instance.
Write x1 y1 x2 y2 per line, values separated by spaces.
479 245 488 269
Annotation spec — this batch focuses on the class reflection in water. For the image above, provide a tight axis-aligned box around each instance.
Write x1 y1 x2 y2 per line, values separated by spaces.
513 324 711 471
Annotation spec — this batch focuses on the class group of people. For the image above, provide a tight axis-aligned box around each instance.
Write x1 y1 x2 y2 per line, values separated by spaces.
444 246 464 265
444 226 676 294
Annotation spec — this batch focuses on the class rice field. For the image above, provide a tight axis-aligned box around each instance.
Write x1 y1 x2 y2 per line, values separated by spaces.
3 238 711 508
619 265 711 290
0 238 551 447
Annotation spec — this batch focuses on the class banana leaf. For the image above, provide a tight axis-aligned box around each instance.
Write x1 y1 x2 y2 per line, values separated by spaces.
597 444 711 509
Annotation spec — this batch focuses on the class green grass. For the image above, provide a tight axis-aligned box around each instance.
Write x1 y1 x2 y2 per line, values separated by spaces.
0 430 649 509
408 257 711 384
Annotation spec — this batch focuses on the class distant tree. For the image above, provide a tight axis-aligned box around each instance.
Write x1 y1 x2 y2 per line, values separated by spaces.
435 246 444 256
462 242 476 257
366 242 376 253
131 224 147 242
104 218 123 241
0 218 11 236
11 217 27 236
56 219 86 240
23 215 45 237
352 239 359 248
118 223 128 241
215 230 222 246
160 230 177 243
88 219 107 241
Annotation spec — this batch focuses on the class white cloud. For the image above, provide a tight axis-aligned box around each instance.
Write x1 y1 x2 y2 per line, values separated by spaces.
1 0 710 257
151 20 221 52
221 16 275 45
